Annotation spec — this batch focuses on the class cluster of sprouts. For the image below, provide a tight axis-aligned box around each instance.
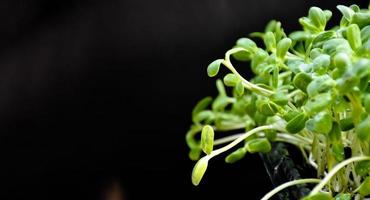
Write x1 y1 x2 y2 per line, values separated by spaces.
186 4 370 200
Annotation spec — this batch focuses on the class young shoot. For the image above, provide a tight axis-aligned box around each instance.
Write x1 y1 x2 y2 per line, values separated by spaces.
186 4 370 199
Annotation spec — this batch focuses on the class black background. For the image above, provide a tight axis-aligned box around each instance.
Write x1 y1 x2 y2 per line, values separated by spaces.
0 0 367 200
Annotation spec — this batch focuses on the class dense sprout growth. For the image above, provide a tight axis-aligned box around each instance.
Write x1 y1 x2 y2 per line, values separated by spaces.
186 4 370 200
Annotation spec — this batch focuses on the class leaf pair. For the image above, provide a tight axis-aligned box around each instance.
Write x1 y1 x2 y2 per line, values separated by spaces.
306 111 333 134
223 73 244 96
300 7 331 33
225 138 271 163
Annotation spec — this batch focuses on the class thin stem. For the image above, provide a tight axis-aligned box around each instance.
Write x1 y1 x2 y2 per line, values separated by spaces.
261 178 321 200
288 50 305 59
287 102 297 110
213 133 244 145
186 125 202 149
222 48 274 97
214 132 312 149
294 134 314 144
279 71 292 79
309 153 318 169
275 133 311 150
210 125 274 158
213 122 246 132
300 146 309 163
352 183 361 194
287 90 301 98
310 156 370 195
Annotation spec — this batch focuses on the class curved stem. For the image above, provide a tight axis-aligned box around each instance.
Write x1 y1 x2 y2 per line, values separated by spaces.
275 133 311 150
214 132 312 149
222 48 274 97
210 125 274 158
309 153 318 169
261 178 321 200
287 90 301 98
213 133 244 145
186 125 202 149
213 122 246 132
310 156 370 195
279 71 292 79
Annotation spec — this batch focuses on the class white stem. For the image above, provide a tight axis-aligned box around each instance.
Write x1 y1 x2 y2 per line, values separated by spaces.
310 156 370 195
261 178 321 200
287 90 301 98
213 133 244 145
210 125 273 158
309 153 318 169
222 48 274 96
275 133 311 150
214 132 311 148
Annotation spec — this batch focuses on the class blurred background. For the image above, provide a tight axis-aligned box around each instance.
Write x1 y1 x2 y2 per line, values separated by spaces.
0 0 367 199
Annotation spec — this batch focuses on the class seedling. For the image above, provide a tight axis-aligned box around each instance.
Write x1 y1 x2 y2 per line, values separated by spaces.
186 4 370 199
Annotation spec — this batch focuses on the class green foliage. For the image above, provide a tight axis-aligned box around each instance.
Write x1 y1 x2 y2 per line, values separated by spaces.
356 116 370 141
293 72 312 92
223 73 238 86
355 160 370 176
302 192 332 200
245 138 272 153
334 193 351 200
186 3 370 200
201 125 214 155
286 113 308 134
306 111 333 134
225 148 247 163
347 24 362 50
359 176 370 196
207 59 223 77
364 93 370 113
276 38 292 59
191 156 209 186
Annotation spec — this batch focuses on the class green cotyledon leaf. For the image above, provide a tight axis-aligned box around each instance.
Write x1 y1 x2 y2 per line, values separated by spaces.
257 99 279 116
192 97 212 122
306 75 335 97
302 192 333 200
207 59 223 77
356 115 370 142
334 193 351 200
225 148 247 164
304 92 333 115
347 24 362 50
270 91 288 106
337 5 355 21
286 112 308 134
352 12 370 28
339 117 354 131
308 7 327 29
236 38 257 51
245 138 271 153
235 81 244 96
359 176 370 196
223 73 239 87
355 160 370 176
293 72 313 92
263 31 276 52
276 38 292 59
306 111 333 134
191 156 209 186
200 125 214 155
328 122 341 142
364 93 370 114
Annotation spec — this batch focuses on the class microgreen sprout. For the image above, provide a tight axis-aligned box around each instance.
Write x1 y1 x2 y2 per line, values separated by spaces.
186 3 370 199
